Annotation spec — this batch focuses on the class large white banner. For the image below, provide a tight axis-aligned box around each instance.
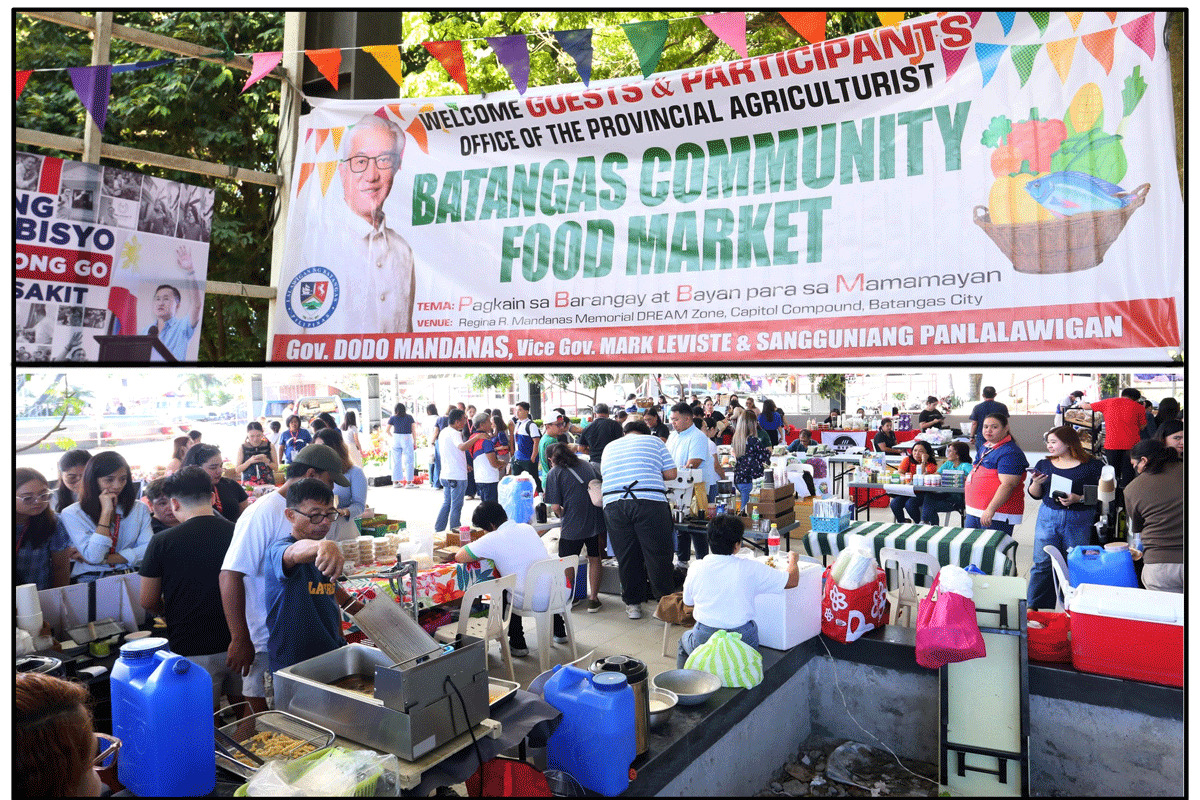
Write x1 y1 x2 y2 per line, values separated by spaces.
271 11 1182 363
16 153 212 362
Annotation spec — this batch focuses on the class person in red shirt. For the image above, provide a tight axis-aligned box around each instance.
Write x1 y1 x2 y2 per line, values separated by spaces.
1079 388 1147 493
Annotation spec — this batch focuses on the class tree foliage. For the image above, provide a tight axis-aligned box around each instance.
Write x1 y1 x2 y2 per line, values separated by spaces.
16 12 285 361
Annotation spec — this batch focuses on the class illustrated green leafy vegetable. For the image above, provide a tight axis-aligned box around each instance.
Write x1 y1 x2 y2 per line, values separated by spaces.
981 115 1013 148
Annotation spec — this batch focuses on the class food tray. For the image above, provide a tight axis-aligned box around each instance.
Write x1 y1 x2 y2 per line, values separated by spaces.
488 677 519 710
215 709 335 781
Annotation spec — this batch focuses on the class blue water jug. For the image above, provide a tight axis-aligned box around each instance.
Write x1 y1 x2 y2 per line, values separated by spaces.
111 638 216 796
499 473 536 523
1067 545 1138 588
544 665 636 795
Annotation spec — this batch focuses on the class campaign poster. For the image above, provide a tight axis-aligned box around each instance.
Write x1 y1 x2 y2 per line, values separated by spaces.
270 11 1181 364
15 153 212 362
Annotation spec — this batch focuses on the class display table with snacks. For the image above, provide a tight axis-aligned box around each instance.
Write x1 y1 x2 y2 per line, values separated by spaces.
341 559 496 613
828 454 904 495
845 481 965 520
800 519 1018 577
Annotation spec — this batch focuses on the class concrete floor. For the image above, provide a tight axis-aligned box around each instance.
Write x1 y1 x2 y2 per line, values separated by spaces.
358 471 1046 691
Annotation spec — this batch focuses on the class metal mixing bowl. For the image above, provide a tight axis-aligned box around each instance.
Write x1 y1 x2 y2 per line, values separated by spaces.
651 669 722 705
647 687 678 726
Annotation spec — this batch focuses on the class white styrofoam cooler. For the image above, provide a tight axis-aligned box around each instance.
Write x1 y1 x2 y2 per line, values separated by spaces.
754 561 823 650
1068 583 1184 687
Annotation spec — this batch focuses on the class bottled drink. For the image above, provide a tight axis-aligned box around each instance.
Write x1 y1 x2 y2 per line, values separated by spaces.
768 523 780 556
751 511 760 532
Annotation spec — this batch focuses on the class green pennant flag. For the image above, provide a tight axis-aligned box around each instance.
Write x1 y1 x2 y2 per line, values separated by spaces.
1029 12 1050 36
622 19 669 79
1010 44 1043 87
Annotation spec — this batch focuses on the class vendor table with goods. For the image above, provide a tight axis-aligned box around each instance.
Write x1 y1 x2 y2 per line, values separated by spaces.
341 559 496 617
672 518 801 554
846 481 965 521
828 454 904 495
800 519 1019 577
814 428 919 449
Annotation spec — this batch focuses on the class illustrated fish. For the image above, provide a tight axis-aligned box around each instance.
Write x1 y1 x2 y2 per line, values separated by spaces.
1023 170 1131 218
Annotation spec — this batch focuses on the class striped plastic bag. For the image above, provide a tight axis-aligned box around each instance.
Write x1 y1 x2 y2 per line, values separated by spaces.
683 629 763 688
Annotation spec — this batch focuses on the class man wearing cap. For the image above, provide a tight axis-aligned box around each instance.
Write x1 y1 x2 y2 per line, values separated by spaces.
577 403 624 466
219 443 350 714
538 416 570 485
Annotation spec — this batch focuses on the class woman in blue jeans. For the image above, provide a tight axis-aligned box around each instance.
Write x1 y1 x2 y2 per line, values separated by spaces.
731 411 770 506
386 403 415 487
921 441 972 524
1025 426 1103 610
890 441 937 523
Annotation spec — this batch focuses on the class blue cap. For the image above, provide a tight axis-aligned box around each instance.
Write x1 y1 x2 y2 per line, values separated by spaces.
119 637 170 659
592 672 628 692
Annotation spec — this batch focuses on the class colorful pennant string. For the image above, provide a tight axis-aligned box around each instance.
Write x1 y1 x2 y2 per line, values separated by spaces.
1121 13 1157 61
553 29 593 86
1045 37 1078 85
242 51 282 93
362 45 404 88
975 42 1008 88
67 65 112 132
112 58 177 74
1081 28 1117 75
622 20 669 79
16 69 31 99
877 12 905 28
778 12 826 44
700 13 748 59
306 48 342 90
1009 44 1042 87
423 40 469 94
996 12 1015 36
487 34 531 95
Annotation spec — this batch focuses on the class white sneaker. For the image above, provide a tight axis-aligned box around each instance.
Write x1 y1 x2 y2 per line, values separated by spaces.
626 604 643 620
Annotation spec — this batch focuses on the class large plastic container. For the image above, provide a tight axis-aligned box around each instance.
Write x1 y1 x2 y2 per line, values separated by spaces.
111 638 216 796
1067 545 1137 588
754 560 823 649
544 665 636 795
499 474 537 524
1068 583 1183 687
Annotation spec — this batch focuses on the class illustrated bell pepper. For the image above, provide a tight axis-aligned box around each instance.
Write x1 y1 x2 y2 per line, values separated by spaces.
1006 108 1068 174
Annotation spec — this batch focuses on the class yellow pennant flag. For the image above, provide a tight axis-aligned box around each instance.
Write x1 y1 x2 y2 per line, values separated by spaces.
877 12 905 28
330 125 346 153
317 160 338 195
1065 12 1084 31
296 162 316 196
363 44 405 89
1045 37 1078 85
313 128 330 154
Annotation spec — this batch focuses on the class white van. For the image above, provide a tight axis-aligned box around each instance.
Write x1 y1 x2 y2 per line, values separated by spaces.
264 396 347 426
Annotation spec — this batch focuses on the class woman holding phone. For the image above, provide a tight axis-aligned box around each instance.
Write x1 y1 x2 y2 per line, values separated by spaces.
1025 426 1103 610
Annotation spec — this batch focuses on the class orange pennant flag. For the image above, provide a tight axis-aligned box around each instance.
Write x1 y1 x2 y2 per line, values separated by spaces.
423 40 469 94
405 117 429 155
1045 37 1078 85
306 48 342 90
1065 12 1084 31
313 128 330 154
387 103 404 120
330 126 346 153
779 12 827 43
1105 12 1118 23
317 160 339 195
1081 28 1116 75
363 44 405 89
296 162 316 196
877 12 905 28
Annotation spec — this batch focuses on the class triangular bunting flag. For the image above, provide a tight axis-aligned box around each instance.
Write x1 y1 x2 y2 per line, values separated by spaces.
1065 12 1084 31
112 58 176 74
242 51 283 94
996 12 1015 35
363 44 405 89
964 12 982 29
554 29 593 86
488 34 531 94
878 12 905 28
1106 12 1119 24
701 13 748 58
374 106 390 120
306 48 342 90
330 126 346 153
296 162 315 196
67 65 113 133
387 103 404 120
1045 37 1078 85
622 20 669 79
16 70 31 99
304 128 313 144
1121 13 1157 61
1029 12 1050 36
405 118 430 155
941 45 968 82
975 42 1008 88
1010 44 1043 87
423 40 469 94
779 12 826 43
1081 28 1117 75
313 128 330 153
317 160 338 195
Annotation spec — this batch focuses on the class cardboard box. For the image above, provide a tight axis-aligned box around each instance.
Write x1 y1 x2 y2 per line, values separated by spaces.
754 498 793 516
760 484 795 503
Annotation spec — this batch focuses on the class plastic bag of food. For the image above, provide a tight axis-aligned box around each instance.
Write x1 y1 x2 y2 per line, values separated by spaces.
246 747 400 796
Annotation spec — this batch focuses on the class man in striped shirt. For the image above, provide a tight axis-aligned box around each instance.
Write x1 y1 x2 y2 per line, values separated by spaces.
599 421 678 619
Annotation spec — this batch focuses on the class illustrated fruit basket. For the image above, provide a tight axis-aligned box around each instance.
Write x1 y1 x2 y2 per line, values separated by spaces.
972 183 1149 274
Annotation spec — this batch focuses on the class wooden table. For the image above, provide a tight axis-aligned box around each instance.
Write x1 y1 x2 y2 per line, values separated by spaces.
800 519 1018 577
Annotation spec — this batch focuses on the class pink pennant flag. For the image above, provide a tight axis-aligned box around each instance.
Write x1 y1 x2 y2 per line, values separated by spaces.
965 12 983 28
242 51 283 93
1121 13 1157 61
701 13 748 58
16 69 32 99
304 128 313 144
940 45 968 82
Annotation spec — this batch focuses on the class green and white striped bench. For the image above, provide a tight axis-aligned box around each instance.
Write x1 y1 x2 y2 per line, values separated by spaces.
801 520 1018 577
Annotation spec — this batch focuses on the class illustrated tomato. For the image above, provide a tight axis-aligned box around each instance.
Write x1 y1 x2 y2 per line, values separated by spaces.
989 144 1027 178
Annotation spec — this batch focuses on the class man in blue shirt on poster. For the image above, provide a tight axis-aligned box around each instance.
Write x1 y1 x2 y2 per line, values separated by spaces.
141 245 202 361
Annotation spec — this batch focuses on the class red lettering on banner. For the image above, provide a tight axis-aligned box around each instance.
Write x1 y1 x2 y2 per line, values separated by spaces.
677 285 692 302
16 243 113 287
554 291 570 307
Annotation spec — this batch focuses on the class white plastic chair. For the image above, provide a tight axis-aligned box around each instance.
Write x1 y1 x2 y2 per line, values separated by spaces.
1042 545 1074 612
512 555 581 673
433 573 517 682
879 547 943 627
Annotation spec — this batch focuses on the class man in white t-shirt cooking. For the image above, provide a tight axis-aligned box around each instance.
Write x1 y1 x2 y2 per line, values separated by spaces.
454 501 558 657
